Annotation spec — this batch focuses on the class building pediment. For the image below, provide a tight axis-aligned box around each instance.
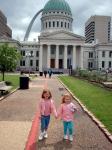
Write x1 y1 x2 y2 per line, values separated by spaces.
39 30 85 41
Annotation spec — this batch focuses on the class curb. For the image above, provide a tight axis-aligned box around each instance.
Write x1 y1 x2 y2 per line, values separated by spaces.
25 111 40 150
0 88 19 101
57 77 112 143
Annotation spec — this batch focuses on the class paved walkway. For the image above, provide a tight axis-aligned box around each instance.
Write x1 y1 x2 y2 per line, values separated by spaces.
0 76 112 150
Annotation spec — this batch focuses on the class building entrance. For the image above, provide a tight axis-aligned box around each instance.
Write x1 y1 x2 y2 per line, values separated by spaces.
51 59 55 68
59 59 63 69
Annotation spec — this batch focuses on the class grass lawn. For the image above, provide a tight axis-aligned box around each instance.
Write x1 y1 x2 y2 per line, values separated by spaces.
0 74 20 90
59 76 112 133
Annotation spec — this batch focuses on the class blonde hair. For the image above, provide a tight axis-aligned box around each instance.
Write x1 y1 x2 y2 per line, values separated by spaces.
41 89 52 99
61 93 71 103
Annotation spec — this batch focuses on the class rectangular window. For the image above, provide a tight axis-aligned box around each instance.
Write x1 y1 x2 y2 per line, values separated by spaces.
89 52 93 58
102 51 105 57
88 62 93 69
46 22 47 28
23 60 25 66
30 51 33 57
49 22 51 27
20 60 25 66
57 21 59 27
68 49 71 55
21 51 25 56
102 61 105 68
65 22 66 28
61 22 63 27
109 51 112 57
51 49 55 54
30 60 33 66
36 60 39 66
20 60 22 66
23 51 25 56
109 61 111 68
51 45 55 54
36 51 39 57
21 51 22 56
59 49 63 55
53 21 55 27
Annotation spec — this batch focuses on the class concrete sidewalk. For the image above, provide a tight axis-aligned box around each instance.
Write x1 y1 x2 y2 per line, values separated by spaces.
37 76 112 150
0 76 112 150
0 77 45 150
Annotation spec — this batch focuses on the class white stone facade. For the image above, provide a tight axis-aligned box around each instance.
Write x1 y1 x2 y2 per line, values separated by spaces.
16 39 112 72
1 0 112 73
15 0 112 73
19 42 39 72
83 43 112 70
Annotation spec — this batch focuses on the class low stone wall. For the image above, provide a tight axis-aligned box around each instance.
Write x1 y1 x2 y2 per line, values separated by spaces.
102 82 112 88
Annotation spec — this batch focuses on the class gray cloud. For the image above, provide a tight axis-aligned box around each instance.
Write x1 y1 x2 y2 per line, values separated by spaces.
0 0 112 41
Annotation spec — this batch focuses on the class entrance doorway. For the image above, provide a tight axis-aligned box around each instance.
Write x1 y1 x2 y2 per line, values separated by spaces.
59 59 63 68
51 59 55 68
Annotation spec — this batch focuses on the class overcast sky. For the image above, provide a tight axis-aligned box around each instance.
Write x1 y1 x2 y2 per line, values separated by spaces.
0 0 112 41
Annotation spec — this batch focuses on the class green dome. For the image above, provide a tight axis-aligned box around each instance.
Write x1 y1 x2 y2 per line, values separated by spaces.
43 0 72 15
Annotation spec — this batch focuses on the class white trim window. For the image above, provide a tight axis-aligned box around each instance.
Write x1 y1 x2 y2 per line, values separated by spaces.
102 51 105 57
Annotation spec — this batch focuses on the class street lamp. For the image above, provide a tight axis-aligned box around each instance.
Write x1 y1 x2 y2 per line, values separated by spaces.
26 51 31 76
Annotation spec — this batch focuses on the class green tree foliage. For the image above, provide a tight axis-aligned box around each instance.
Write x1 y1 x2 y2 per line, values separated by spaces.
0 43 21 81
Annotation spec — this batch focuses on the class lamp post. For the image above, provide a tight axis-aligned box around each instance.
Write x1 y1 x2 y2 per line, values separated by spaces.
26 51 31 76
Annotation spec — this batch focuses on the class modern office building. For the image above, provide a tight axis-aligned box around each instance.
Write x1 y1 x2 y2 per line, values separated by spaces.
0 10 12 38
85 15 111 43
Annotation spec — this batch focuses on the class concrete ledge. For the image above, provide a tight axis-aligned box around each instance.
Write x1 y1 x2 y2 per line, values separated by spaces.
102 82 112 88
0 88 18 101
57 77 112 143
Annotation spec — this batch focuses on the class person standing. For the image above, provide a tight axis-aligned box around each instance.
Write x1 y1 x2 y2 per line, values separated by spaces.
44 70 47 78
38 89 57 140
48 69 52 78
58 93 77 141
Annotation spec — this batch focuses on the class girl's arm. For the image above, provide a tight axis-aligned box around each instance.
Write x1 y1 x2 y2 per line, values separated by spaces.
51 100 57 118
57 104 63 119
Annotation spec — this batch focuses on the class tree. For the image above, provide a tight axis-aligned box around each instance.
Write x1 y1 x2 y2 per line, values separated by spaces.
0 43 21 81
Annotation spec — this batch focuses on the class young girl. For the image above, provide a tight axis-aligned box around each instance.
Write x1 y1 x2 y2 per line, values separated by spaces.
38 89 57 140
58 93 77 141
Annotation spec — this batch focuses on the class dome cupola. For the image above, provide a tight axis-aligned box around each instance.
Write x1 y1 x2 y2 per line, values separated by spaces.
41 0 73 32
43 0 72 15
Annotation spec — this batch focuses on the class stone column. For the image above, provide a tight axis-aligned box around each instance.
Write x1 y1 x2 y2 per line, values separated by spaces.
64 45 67 69
55 45 59 68
80 46 83 69
72 46 76 69
47 45 51 69
39 45 43 72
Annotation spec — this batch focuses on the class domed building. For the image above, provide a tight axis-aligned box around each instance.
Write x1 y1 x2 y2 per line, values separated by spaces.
41 0 73 32
20 0 85 73
19 0 112 73
37 0 85 72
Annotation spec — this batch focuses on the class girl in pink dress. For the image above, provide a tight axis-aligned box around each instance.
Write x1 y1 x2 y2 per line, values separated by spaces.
58 93 77 141
38 89 57 140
